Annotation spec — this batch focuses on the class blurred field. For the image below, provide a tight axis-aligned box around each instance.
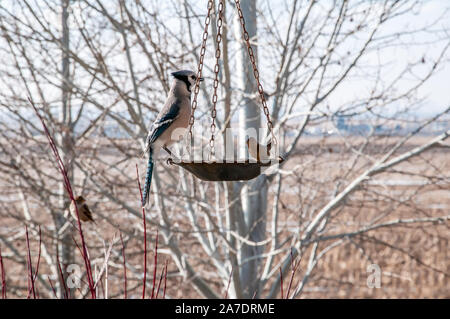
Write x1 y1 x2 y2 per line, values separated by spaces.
279 136 449 298
0 135 448 298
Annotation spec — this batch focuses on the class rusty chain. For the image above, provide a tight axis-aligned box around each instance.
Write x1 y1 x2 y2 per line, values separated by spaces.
209 0 224 157
234 0 277 148
190 0 277 158
189 0 214 143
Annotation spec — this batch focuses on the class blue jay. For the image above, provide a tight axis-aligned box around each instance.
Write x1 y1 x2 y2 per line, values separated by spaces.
142 70 203 206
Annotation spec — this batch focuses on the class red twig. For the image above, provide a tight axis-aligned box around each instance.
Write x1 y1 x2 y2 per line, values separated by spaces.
163 260 168 299
56 253 68 299
48 277 58 299
279 267 284 299
71 235 93 288
27 227 42 298
155 259 165 299
26 243 31 295
0 246 6 299
224 268 233 299
120 232 128 299
29 97 96 298
135 164 147 299
151 228 159 299
25 226 36 299
33 227 42 286
72 235 84 259
286 248 301 299
71 237 96 290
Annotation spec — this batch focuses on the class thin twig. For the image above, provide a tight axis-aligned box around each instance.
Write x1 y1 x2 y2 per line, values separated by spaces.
120 232 127 299
224 268 233 299
155 259 165 299
56 253 68 299
27 226 42 298
29 97 96 298
25 226 36 299
0 246 6 299
163 260 168 299
286 248 301 299
33 227 42 288
279 268 283 299
151 228 159 299
135 164 147 299
47 277 58 299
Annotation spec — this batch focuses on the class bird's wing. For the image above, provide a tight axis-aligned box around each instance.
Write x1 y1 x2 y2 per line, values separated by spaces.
146 100 181 148
82 204 95 222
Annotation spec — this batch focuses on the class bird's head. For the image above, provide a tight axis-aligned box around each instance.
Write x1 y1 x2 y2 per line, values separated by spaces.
74 195 85 204
171 70 203 93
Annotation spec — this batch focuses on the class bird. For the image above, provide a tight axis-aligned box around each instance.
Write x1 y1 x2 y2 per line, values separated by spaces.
70 196 95 223
246 137 272 162
142 70 203 206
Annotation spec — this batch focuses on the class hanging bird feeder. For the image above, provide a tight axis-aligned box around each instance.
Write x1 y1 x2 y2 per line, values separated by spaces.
168 0 283 181
171 160 281 182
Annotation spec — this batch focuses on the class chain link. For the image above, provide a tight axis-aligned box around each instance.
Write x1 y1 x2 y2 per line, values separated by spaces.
190 0 277 158
188 0 214 143
234 0 277 148
209 0 224 158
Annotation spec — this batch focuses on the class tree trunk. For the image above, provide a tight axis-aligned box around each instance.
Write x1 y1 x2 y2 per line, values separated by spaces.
56 0 74 298
234 0 267 298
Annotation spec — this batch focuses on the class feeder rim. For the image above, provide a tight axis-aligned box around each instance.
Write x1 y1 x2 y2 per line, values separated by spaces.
167 156 284 166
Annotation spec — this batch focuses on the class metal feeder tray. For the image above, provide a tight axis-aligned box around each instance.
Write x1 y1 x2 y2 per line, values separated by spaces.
168 157 284 181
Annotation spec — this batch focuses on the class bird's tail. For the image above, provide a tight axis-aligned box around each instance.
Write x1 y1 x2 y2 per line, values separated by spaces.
142 147 154 207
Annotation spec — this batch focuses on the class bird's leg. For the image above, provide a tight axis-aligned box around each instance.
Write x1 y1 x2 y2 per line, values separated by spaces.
163 146 173 157
163 146 179 164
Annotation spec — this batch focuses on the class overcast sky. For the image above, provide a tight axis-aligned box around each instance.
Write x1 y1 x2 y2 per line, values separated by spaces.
0 0 448 120
411 1 450 115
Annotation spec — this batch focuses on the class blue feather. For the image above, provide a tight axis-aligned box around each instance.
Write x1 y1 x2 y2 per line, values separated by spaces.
147 101 180 145
142 101 180 206
142 147 154 206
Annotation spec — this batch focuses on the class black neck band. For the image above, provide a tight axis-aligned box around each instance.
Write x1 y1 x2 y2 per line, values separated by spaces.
176 76 191 92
